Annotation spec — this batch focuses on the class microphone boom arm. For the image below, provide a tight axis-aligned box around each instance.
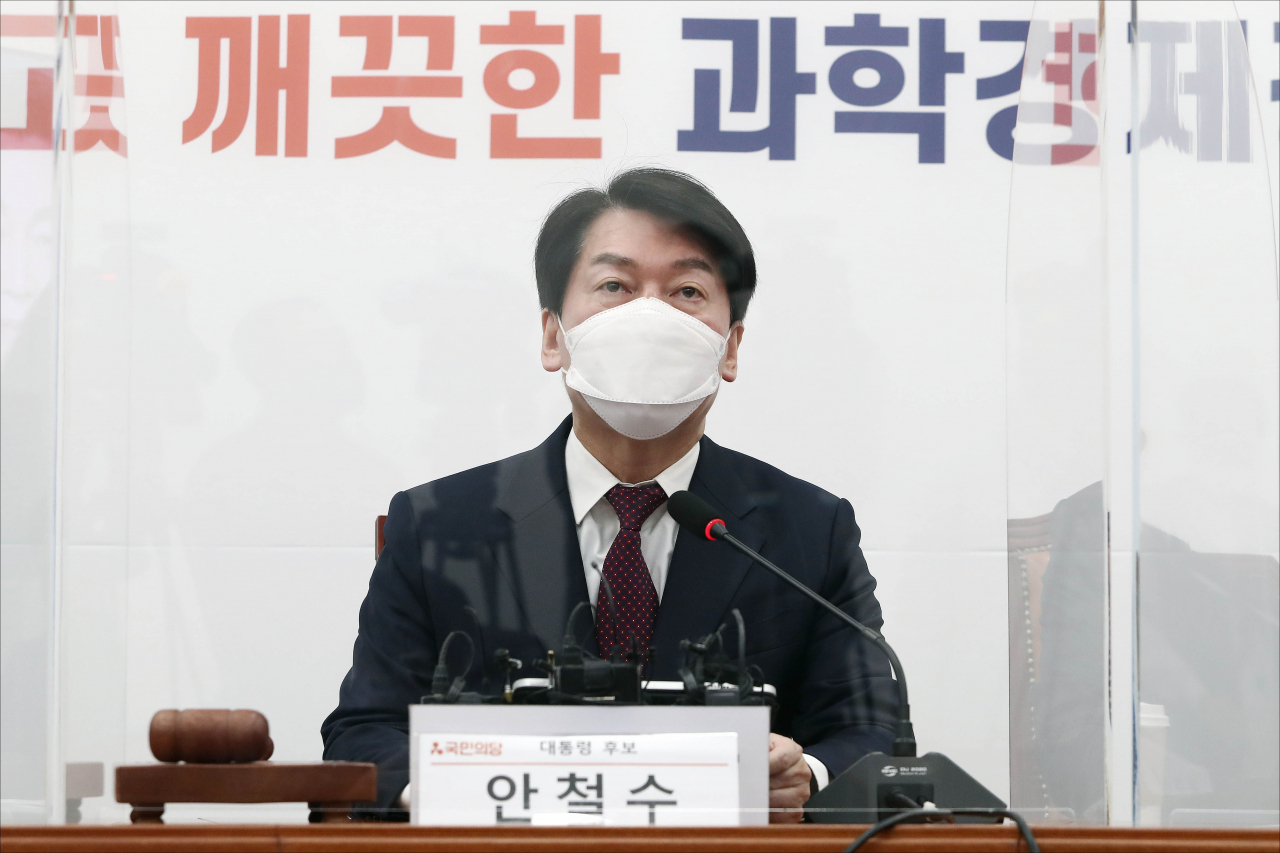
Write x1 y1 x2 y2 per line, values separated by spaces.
715 526 917 757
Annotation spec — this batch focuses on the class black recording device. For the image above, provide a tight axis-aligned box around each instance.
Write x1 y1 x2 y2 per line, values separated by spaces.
665 490 1006 824
677 608 773 709
427 575 779 708
518 589 778 709
542 599 644 702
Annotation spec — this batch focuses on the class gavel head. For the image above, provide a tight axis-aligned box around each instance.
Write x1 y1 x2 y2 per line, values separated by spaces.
149 709 274 763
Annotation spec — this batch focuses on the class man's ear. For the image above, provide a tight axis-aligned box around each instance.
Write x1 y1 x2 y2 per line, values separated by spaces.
541 308 564 372
721 323 744 382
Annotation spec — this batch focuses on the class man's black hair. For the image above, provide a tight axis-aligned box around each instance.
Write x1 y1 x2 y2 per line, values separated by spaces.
534 168 756 324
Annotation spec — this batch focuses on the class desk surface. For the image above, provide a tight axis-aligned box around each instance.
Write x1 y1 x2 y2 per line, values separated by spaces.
2 824 1278 853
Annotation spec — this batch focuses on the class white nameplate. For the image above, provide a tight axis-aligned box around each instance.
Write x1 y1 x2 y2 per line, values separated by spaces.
413 732 740 826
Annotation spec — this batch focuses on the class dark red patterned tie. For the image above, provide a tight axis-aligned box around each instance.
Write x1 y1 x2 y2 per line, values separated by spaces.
594 483 667 663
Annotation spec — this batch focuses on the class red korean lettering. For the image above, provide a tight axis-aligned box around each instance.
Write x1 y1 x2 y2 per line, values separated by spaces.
0 15 55 150
1 67 53 150
0 14 58 37
480 10 618 159
183 17 252 151
72 15 127 155
332 15 462 158
573 16 618 119
182 16 309 156
257 15 309 157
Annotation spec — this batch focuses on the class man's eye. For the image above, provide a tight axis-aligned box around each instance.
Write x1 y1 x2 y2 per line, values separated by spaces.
680 286 701 299
602 280 623 293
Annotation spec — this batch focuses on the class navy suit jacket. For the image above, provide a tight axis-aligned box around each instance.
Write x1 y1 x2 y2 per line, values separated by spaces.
322 417 898 812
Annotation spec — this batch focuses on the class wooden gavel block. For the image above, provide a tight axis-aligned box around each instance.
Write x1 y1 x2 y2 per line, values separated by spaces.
116 710 376 824
116 761 377 824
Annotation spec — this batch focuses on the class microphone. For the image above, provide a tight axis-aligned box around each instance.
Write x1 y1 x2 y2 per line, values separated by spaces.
667 490 916 757
666 490 1006 824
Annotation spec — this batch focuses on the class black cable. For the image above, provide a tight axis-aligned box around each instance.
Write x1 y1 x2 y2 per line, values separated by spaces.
732 608 746 670
843 807 1039 853
563 600 595 651
727 608 753 700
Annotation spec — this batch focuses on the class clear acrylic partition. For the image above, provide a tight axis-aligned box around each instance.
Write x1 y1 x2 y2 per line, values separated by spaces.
1005 0 1109 826
1008 0 1280 830
57 0 134 827
0 0 62 827
2 0 134 825
1132 0 1279 829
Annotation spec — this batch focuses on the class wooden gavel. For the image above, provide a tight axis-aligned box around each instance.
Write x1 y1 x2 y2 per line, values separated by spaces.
121 708 374 825
149 709 274 763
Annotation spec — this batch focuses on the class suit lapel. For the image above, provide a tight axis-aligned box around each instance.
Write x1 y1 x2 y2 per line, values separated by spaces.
651 435 763 677
494 416 595 657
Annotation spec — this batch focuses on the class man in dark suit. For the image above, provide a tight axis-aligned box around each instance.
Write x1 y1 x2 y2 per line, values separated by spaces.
322 168 899 821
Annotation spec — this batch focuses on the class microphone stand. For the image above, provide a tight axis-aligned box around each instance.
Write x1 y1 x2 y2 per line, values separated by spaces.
712 525 916 757
698 519 1006 825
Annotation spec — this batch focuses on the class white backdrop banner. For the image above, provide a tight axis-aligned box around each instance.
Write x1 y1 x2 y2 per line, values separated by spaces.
1 0 1277 824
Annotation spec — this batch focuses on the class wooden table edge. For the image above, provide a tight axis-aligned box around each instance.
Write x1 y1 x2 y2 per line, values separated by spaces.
2 823 1277 853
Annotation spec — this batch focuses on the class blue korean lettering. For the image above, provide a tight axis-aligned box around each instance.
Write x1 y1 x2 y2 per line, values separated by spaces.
827 14 957 163
828 49 903 106
1138 22 1193 153
977 19 1029 161
919 19 964 105
1272 22 1278 101
683 19 757 112
976 20 1029 100
825 13 908 47
677 17 816 160
993 20 1098 166
1182 22 1227 161
1223 21 1251 161
1170 21 1251 161
833 112 944 162
986 105 1018 161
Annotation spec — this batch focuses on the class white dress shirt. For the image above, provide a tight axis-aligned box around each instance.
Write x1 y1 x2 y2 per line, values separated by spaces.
564 429 699 606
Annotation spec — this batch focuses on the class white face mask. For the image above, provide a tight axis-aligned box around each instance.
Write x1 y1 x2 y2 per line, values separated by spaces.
560 297 729 440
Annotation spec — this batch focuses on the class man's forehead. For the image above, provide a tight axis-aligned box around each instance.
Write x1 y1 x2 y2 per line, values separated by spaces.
582 210 717 268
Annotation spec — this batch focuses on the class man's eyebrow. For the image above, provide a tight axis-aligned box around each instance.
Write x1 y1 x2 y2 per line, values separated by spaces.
589 253 715 273
672 257 715 273
591 252 636 268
